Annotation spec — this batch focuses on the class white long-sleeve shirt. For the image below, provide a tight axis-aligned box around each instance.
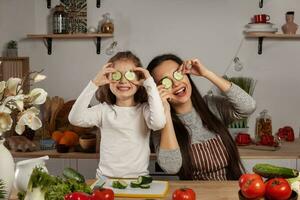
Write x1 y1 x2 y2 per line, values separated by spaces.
68 77 166 178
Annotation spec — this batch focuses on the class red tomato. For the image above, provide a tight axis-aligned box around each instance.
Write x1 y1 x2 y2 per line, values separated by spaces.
92 188 114 200
64 192 92 200
172 188 196 200
240 177 265 199
239 174 263 188
265 178 292 200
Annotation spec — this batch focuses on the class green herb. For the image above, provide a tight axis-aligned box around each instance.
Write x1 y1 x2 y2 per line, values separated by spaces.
7 40 17 49
0 179 6 199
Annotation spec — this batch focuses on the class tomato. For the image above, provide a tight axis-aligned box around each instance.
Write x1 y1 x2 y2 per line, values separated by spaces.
265 178 292 200
239 174 263 188
172 188 196 200
240 177 265 199
64 192 92 200
92 188 114 200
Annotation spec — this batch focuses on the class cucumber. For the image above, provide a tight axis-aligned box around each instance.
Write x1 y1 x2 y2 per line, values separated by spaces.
253 163 299 178
139 184 151 189
130 180 140 188
162 77 172 89
63 167 85 183
173 71 184 81
140 176 153 185
112 180 128 189
124 71 136 81
112 71 122 81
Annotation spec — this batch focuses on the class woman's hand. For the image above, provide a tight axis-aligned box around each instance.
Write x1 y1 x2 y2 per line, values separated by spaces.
180 59 210 78
130 67 151 85
157 85 171 114
92 63 115 86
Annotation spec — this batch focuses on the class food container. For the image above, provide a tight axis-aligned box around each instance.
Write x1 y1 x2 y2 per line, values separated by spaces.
255 109 272 142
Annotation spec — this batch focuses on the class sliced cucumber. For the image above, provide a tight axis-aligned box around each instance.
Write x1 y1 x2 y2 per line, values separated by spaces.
130 180 140 188
140 175 153 184
124 71 136 81
112 71 122 81
162 77 172 89
140 184 151 189
173 71 184 81
112 180 128 189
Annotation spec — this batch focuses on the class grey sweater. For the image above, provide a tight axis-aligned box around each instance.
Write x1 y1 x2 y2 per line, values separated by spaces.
152 83 256 174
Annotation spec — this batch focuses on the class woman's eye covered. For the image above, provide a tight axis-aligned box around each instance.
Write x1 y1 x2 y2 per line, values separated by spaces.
111 70 137 81
160 71 184 89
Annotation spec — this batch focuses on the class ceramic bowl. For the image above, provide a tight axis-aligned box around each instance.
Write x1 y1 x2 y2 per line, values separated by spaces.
56 144 69 153
79 134 96 151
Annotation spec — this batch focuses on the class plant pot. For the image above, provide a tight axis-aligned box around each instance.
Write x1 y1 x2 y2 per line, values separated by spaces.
6 49 18 57
0 138 15 199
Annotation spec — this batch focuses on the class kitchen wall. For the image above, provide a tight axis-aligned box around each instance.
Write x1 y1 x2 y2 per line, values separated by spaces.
1 0 300 137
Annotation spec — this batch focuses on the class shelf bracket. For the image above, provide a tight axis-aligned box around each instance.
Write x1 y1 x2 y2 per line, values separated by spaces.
258 37 264 55
259 0 263 8
44 38 52 55
97 0 101 8
96 37 101 54
47 0 51 9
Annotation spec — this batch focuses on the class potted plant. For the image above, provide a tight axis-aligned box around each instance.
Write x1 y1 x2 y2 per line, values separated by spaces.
6 40 18 57
223 76 257 138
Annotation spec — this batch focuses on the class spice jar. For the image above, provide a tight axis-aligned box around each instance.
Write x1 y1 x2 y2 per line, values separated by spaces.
255 109 273 142
100 13 114 34
53 4 68 34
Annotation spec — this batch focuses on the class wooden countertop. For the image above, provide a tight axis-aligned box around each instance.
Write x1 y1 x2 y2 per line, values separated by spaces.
11 139 300 160
9 180 240 200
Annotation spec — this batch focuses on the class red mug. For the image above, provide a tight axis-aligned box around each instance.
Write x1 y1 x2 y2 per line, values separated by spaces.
253 14 270 23
235 133 251 145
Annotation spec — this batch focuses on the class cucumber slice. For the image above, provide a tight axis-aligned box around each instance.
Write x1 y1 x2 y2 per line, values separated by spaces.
140 183 151 189
162 77 172 89
112 71 122 81
130 180 140 188
124 71 136 81
112 180 128 189
173 71 184 81
140 175 153 184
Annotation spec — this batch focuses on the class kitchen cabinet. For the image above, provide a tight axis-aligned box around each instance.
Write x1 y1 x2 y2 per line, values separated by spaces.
27 33 113 55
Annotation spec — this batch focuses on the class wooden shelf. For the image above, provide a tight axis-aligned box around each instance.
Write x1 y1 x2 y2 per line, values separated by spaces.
245 33 300 54
27 33 113 55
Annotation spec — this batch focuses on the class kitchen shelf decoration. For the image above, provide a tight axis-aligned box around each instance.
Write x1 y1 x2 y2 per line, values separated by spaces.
245 33 300 54
46 0 101 8
27 33 113 55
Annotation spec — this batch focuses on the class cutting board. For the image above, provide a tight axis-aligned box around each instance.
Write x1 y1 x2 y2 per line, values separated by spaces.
91 178 169 198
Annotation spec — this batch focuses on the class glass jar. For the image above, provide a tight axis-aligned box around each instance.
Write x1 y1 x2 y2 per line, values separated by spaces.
100 13 114 34
255 109 272 142
53 4 68 34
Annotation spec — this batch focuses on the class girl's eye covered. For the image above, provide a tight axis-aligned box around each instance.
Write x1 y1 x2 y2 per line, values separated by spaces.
111 71 137 81
173 71 184 81
160 71 184 89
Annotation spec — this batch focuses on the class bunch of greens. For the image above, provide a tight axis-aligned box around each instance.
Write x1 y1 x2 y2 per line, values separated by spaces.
0 179 6 199
18 167 91 200
223 76 257 129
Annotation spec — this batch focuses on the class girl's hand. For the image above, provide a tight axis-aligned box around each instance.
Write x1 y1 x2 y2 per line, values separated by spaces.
180 59 210 78
157 85 171 114
92 63 115 86
130 67 151 86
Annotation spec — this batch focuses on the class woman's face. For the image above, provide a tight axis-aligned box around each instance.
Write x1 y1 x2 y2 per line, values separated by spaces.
152 60 192 105
109 60 138 101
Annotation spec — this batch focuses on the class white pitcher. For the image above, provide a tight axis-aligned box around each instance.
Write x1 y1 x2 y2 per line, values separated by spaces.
14 156 49 192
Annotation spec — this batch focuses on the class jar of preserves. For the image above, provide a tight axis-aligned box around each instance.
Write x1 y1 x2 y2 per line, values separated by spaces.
255 109 272 142
53 4 68 34
100 13 114 34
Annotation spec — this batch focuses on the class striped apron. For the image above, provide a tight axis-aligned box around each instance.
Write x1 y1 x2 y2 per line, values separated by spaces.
190 135 229 180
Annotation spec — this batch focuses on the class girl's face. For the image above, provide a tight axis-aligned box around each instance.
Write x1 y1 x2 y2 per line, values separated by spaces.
109 60 138 102
152 60 192 105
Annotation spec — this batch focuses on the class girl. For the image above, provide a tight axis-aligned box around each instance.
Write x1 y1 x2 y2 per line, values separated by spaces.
69 51 166 178
147 54 256 180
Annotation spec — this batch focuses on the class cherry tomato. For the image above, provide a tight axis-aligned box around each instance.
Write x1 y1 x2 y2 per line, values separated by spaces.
265 178 292 200
240 177 265 199
172 188 196 200
92 188 114 200
239 173 263 188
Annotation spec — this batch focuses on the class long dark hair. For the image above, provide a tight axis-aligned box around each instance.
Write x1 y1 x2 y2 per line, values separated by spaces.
96 51 148 104
147 54 244 180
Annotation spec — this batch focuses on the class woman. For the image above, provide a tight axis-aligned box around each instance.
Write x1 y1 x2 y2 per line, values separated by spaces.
147 54 256 180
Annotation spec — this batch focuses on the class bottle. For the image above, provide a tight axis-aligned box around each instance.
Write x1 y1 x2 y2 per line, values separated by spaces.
100 13 114 34
53 4 68 34
282 11 298 34
255 109 272 142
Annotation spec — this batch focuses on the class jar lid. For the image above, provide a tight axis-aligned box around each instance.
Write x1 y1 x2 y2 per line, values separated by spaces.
54 4 65 12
